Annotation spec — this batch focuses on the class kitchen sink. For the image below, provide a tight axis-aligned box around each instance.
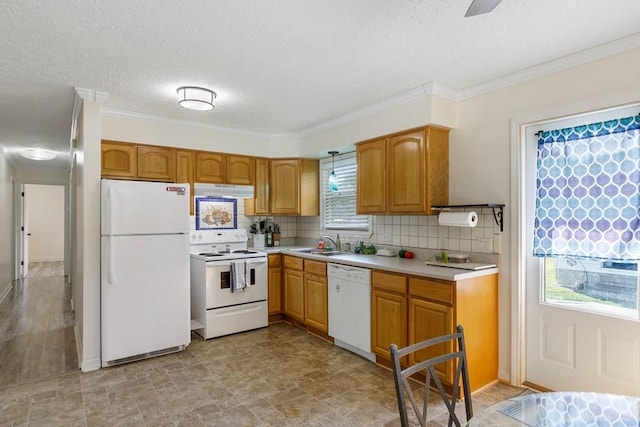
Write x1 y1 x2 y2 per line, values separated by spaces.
289 248 350 256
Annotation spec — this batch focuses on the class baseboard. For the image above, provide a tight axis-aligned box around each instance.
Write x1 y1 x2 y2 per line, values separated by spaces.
81 357 101 372
74 324 101 372
0 281 12 305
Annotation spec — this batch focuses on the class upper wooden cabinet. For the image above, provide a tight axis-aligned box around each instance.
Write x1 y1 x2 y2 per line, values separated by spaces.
356 138 387 213
245 157 270 216
195 152 225 183
101 140 176 182
270 158 319 216
101 141 136 179
137 146 176 182
356 126 449 215
226 154 254 185
176 150 195 215
194 152 255 185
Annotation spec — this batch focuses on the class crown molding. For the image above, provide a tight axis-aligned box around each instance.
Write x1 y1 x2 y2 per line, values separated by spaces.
74 87 109 103
299 83 450 137
457 33 640 101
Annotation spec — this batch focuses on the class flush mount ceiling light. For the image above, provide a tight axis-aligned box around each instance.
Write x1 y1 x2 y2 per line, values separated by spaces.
176 86 216 111
328 151 339 192
19 148 56 161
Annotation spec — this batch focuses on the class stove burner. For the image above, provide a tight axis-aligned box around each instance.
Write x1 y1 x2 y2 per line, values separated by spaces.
199 252 225 257
232 250 258 254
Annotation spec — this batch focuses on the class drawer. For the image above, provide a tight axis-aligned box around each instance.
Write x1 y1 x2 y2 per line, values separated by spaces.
409 277 453 305
372 270 407 293
268 253 281 267
283 255 303 270
304 259 326 276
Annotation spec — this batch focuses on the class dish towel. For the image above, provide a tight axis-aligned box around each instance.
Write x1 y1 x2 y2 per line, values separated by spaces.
230 260 247 292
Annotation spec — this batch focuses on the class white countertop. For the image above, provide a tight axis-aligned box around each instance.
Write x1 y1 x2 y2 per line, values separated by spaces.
263 245 498 281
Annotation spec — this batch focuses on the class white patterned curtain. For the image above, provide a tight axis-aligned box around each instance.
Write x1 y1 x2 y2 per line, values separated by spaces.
533 115 640 261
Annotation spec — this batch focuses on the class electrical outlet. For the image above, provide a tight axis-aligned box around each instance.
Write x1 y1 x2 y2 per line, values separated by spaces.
477 237 493 253
493 233 501 253
382 233 392 244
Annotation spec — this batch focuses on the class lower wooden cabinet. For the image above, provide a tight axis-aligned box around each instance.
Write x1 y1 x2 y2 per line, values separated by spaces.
304 260 328 332
371 289 407 361
282 256 328 334
268 254 282 316
283 256 305 322
370 269 498 393
408 297 453 380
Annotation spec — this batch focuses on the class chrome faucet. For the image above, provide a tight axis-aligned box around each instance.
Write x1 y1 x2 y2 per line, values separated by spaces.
320 235 340 251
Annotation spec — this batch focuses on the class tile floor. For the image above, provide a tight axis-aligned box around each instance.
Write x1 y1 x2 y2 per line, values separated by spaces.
0 264 524 426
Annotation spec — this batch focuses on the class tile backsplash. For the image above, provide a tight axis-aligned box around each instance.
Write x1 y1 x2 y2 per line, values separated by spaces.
239 198 502 254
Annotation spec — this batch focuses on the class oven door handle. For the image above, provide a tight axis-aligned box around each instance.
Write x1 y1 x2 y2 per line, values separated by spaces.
205 258 268 269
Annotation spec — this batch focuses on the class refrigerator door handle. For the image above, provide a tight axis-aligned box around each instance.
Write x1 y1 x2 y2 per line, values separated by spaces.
106 238 114 286
107 186 114 234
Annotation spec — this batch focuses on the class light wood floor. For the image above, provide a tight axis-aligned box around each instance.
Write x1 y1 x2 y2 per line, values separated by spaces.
0 261 78 389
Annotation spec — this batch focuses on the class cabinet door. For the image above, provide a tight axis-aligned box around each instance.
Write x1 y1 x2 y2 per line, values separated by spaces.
408 298 454 382
176 150 195 215
195 152 225 183
101 141 136 179
371 289 407 361
283 268 304 322
356 138 387 214
270 159 300 214
137 146 176 182
425 126 450 213
268 254 282 315
305 274 328 332
227 154 254 185
246 157 269 215
388 130 424 213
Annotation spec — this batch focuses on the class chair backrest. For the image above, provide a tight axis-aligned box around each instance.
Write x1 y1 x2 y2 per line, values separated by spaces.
389 324 473 427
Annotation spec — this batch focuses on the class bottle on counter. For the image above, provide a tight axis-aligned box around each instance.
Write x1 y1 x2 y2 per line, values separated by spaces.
266 226 274 247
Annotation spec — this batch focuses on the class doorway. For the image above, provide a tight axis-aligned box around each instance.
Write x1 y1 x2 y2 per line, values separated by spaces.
21 184 65 278
519 105 640 394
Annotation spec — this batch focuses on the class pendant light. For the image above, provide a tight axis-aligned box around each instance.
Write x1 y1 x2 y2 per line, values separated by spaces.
328 151 339 192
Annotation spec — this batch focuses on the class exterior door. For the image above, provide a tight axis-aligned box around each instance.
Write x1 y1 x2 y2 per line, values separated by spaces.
523 113 640 395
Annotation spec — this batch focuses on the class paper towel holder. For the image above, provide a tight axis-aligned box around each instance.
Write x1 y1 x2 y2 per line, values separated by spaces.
431 203 505 232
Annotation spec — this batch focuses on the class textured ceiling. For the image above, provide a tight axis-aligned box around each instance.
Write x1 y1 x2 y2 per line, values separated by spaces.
1 0 639 169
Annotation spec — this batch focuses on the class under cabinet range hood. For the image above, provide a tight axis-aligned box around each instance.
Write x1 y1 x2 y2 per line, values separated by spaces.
194 183 255 199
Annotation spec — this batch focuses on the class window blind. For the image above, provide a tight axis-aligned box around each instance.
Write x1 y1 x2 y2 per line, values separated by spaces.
321 155 370 231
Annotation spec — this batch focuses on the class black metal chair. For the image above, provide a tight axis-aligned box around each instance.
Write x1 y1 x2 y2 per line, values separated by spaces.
389 325 473 427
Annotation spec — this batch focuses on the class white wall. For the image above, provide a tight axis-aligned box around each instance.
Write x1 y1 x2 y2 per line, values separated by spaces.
25 184 64 262
451 47 640 381
102 114 277 157
0 148 16 298
73 100 102 371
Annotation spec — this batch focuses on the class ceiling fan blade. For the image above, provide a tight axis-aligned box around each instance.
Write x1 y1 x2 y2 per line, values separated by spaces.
465 0 503 17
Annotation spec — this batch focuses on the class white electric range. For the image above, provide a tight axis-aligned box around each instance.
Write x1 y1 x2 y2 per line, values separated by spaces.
189 229 268 339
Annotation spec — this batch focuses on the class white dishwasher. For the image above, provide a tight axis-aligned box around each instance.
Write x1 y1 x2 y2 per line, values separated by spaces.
328 263 375 362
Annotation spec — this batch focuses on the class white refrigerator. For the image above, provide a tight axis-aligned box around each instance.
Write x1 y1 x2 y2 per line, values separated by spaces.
101 179 190 366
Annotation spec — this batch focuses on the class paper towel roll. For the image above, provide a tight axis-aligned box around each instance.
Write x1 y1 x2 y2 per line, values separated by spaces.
438 211 478 227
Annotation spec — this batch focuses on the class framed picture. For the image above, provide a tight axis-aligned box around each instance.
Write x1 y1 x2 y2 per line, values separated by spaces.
195 197 237 230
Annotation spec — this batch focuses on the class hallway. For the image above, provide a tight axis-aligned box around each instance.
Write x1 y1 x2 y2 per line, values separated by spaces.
0 261 78 388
